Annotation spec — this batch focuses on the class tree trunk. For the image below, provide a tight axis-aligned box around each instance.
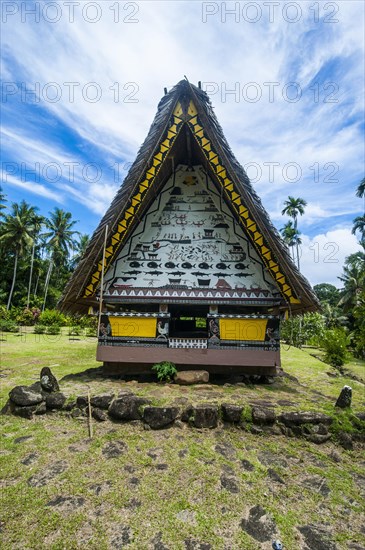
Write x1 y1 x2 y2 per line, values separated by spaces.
27 241 35 309
34 272 40 297
42 259 53 312
7 250 18 310
289 244 294 261
296 241 300 270
293 215 300 270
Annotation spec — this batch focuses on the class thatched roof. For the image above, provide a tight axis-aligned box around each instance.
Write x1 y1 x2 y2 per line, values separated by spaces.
58 79 319 314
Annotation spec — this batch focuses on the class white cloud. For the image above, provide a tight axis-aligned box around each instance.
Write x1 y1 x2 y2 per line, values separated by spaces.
1 0 364 238
299 228 362 287
2 173 64 203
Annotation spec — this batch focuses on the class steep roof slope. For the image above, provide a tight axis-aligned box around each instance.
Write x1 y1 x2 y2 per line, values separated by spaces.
58 80 319 314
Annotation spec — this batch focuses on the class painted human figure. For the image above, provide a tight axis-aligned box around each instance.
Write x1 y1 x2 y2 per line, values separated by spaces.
99 316 112 338
209 318 220 341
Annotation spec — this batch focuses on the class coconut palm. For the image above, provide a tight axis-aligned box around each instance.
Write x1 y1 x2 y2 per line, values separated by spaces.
356 177 365 198
0 186 7 219
352 215 365 244
0 201 39 309
41 208 79 310
26 214 45 308
338 256 364 312
280 220 302 268
281 196 307 269
281 196 307 229
70 234 90 270
280 221 298 259
322 302 348 329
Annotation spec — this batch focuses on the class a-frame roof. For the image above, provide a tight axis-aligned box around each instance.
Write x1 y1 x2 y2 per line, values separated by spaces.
58 80 320 314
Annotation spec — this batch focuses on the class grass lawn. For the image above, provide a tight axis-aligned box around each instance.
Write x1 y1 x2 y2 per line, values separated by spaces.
0 331 364 549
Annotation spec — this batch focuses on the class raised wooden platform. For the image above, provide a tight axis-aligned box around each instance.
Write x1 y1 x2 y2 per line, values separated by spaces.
97 345 280 375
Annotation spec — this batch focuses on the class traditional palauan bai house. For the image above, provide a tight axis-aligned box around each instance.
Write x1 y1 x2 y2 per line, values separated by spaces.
58 80 319 376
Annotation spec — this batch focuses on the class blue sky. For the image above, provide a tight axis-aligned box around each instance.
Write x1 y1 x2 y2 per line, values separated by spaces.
1 0 364 286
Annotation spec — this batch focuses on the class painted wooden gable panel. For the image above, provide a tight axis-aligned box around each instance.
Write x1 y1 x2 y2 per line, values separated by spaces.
103 165 280 296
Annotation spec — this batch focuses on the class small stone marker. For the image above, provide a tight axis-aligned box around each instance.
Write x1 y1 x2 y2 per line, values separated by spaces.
174 370 209 385
40 367 59 392
335 385 352 408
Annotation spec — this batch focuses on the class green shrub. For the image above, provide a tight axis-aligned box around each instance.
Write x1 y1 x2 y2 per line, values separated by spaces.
7 306 23 322
152 361 177 382
68 326 81 336
85 327 97 337
39 309 66 327
68 314 98 329
15 308 36 326
46 325 61 335
352 299 365 359
281 312 326 348
34 324 46 334
0 319 19 332
0 306 10 322
321 328 350 367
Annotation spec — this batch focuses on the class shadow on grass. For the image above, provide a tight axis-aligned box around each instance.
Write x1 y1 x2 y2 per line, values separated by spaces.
60 368 304 396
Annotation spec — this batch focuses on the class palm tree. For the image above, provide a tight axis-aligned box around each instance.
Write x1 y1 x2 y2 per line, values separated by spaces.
338 260 364 312
26 214 45 308
41 208 79 310
356 177 365 198
0 186 7 219
280 221 297 260
70 234 90 269
281 196 307 269
352 215 365 244
0 201 39 309
322 302 348 329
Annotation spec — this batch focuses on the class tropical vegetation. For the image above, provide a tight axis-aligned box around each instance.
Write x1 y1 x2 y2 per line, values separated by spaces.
281 196 307 269
0 191 84 311
280 181 365 362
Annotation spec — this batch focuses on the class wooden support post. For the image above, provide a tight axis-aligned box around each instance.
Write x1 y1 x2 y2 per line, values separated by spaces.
97 225 109 337
87 388 93 439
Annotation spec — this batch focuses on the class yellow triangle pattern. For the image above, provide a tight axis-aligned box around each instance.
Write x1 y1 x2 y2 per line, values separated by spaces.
83 102 184 297
84 99 299 303
187 105 299 304
188 100 198 116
